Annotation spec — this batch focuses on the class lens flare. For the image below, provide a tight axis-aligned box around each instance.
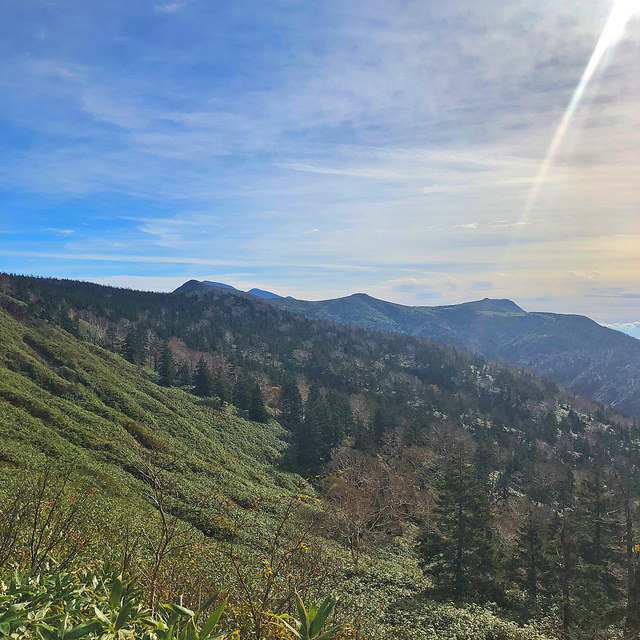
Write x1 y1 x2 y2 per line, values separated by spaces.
519 0 640 220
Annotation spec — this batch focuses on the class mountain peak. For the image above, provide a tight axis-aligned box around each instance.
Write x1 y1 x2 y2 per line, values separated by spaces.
172 280 284 299
202 281 237 290
457 298 525 314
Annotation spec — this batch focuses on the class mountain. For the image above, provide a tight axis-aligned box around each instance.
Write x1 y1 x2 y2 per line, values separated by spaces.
202 280 236 289
176 280 283 300
264 293 640 416
247 287 282 299
2 271 640 637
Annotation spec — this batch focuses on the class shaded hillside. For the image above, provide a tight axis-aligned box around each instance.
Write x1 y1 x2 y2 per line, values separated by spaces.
252 290 640 416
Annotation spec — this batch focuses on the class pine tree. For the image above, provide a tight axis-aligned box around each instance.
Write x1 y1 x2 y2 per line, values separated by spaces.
370 405 393 445
573 464 623 623
512 508 551 603
233 374 253 410
176 363 192 386
158 343 176 387
550 511 580 631
105 325 119 352
248 383 269 423
123 327 146 365
193 358 214 397
280 380 303 428
296 385 330 469
212 373 232 404
423 448 496 598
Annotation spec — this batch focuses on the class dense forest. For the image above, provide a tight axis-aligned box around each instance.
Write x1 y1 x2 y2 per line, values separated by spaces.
1 272 640 639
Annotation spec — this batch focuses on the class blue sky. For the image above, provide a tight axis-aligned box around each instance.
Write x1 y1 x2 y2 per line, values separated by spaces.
1 0 640 336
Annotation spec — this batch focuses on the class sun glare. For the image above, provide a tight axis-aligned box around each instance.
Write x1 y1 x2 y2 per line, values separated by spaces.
606 0 640 45
516 0 640 225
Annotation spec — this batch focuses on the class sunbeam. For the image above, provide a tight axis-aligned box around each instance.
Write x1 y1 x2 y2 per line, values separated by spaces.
519 0 640 220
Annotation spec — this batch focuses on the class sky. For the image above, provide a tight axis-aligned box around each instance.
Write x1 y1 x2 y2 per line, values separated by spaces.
1 1 640 337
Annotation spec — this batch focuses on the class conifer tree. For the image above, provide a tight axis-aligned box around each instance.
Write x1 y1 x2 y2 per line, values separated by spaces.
123 327 146 365
158 342 176 387
176 362 192 386
212 373 232 404
550 511 579 631
233 374 253 410
423 448 496 598
193 357 214 397
512 508 551 603
248 383 269 423
105 325 119 352
280 380 303 428
573 464 623 622
296 385 329 469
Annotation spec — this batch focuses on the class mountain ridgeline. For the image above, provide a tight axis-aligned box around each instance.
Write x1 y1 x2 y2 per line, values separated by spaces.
181 280 640 417
2 271 640 638
271 292 640 416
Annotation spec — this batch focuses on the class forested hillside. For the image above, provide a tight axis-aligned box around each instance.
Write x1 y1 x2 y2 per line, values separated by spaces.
2 272 640 639
232 283 640 417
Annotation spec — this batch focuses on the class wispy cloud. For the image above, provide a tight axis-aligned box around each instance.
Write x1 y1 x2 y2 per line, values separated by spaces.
604 322 640 339
44 228 75 235
454 223 480 229
1 0 640 325
153 3 185 14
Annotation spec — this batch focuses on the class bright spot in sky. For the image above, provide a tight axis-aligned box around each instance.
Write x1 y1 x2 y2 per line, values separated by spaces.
609 0 640 42
519 0 640 220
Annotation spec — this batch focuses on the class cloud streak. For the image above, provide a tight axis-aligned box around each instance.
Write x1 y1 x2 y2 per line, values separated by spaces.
1 0 639 326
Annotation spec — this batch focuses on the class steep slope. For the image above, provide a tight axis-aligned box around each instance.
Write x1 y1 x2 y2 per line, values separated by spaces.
265 292 640 415
2 273 640 637
0 296 297 513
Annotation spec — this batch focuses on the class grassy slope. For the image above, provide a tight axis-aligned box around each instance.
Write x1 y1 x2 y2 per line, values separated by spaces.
0 300 553 639
0 302 298 511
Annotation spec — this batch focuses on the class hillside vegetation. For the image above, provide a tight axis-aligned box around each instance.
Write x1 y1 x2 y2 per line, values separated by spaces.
241 284 640 417
1 273 640 639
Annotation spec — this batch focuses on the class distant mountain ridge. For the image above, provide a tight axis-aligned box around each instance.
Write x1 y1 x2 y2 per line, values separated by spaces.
173 281 640 416
265 292 640 415
176 279 286 299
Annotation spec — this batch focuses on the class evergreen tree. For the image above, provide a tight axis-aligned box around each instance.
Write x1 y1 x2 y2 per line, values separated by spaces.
354 418 373 451
325 391 353 445
123 327 146 365
550 511 580 631
248 383 269 423
280 380 303 428
370 405 394 445
233 374 253 410
512 508 551 603
540 410 559 445
212 373 232 404
176 362 192 386
473 434 497 495
193 358 214 397
573 465 623 622
158 343 176 387
105 325 119 352
296 385 330 469
423 449 496 598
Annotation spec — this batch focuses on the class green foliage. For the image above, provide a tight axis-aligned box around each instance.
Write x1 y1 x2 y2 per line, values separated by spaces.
2 273 640 639
194 358 215 397
0 568 228 640
423 448 496 599
277 593 338 640
248 383 269 424
158 342 177 387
